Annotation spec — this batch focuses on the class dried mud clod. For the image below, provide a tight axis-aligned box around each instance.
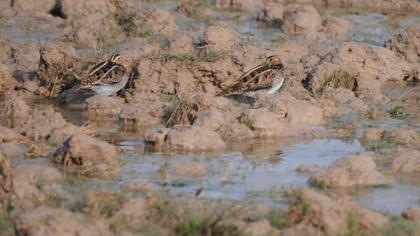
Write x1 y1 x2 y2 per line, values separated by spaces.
0 64 16 95
305 68 359 97
53 134 120 178
0 93 31 127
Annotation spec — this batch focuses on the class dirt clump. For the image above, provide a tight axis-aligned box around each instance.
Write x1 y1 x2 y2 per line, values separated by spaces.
0 126 25 142
272 41 308 63
256 2 284 28
0 64 16 94
305 42 413 100
0 93 31 126
12 159 64 211
239 108 286 138
17 107 78 142
165 125 226 151
108 197 147 233
57 0 131 47
386 24 420 64
137 8 179 38
286 188 388 235
321 17 353 40
120 101 170 127
201 23 240 51
193 109 225 131
243 219 280 236
308 153 392 188
389 148 420 174
85 95 125 116
282 4 322 35
145 125 226 151
11 0 56 13
360 127 385 144
84 191 127 219
402 206 420 224
177 0 213 20
170 33 195 55
6 43 40 72
53 134 120 177
284 97 325 125
15 206 112 236
385 128 419 146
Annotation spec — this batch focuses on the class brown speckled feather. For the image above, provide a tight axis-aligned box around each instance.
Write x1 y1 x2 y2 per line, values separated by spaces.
218 55 284 97
80 54 127 89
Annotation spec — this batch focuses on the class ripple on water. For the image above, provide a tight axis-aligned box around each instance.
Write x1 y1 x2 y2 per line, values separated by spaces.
113 137 420 214
117 139 364 204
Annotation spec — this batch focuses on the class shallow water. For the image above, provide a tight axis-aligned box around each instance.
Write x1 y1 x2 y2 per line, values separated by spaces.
91 137 418 214
342 13 392 45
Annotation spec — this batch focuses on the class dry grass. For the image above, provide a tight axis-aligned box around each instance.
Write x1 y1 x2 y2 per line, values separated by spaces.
37 55 77 97
165 98 201 128
317 69 359 96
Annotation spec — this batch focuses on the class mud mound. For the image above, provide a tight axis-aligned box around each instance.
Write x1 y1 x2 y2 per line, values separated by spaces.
0 94 31 127
0 126 25 142
145 125 226 151
12 159 64 211
390 149 420 174
386 23 420 64
17 107 67 141
282 4 322 35
53 134 120 177
308 64 359 96
286 188 388 235
0 64 16 94
308 153 392 188
15 206 112 236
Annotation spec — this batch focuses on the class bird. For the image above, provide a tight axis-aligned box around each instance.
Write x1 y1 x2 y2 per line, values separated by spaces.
217 55 286 97
73 53 129 96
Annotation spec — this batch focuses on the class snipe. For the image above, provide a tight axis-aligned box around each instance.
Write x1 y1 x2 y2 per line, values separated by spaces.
75 53 129 96
217 55 286 97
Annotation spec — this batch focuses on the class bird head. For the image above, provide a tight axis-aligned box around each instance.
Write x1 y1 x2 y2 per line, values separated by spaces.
110 53 123 65
264 55 283 69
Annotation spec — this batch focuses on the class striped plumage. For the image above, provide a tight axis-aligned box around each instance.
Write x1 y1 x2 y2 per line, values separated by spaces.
0 64 15 93
79 53 128 96
217 55 285 97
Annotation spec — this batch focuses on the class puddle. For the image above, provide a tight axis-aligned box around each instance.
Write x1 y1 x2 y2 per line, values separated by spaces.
60 129 419 215
98 137 419 214
100 139 365 205
353 184 420 214
341 13 391 46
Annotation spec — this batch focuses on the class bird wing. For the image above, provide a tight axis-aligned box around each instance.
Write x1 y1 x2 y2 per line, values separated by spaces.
218 66 277 96
80 64 127 88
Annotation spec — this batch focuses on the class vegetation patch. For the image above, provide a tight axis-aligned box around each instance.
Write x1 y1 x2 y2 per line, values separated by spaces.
165 98 201 128
387 106 410 120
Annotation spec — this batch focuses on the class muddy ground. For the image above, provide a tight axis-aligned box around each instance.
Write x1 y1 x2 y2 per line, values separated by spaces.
0 0 420 235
